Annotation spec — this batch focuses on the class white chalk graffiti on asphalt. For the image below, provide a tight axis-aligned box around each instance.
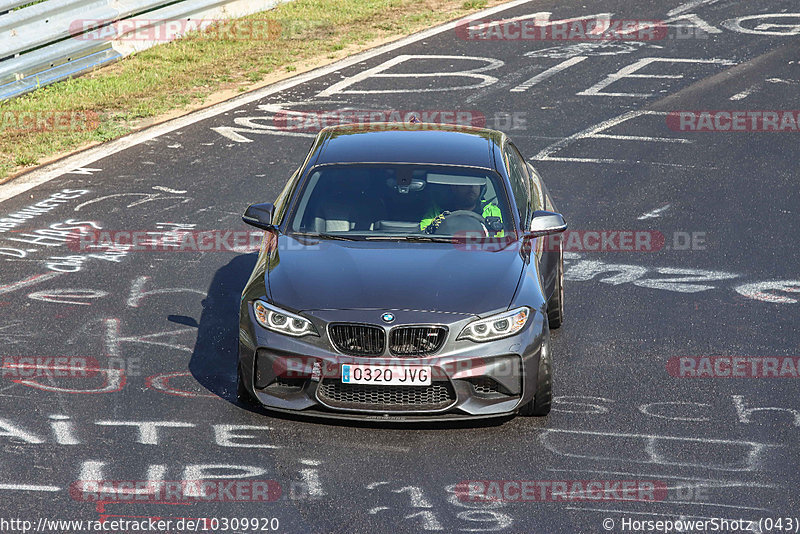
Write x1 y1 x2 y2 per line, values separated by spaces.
44 248 130 273
721 14 800 36
553 396 800 428
212 100 370 143
151 186 188 194
734 281 800 304
127 274 205 308
532 110 694 165
577 57 735 98
0 190 90 234
522 41 648 60
146 372 217 398
4 219 100 248
0 320 38 346
367 481 514 531
564 253 800 303
3 363 125 394
28 289 109 306
317 55 504 97
64 168 101 175
0 219 132 273
73 188 191 212
0 272 62 295
103 318 195 358
538 429 775 471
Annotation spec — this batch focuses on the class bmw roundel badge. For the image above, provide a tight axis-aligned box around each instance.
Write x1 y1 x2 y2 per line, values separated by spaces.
382 313 395 323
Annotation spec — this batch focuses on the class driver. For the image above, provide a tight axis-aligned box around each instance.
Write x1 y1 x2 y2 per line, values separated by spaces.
420 184 502 233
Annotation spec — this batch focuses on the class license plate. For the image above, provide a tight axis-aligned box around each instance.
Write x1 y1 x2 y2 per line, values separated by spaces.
341 364 432 386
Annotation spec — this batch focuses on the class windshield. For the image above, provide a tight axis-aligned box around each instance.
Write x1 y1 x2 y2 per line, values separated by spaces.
287 163 515 239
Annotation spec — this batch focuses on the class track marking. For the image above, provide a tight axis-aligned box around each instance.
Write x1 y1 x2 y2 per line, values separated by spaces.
50 414 80 445
539 429 775 471
0 484 61 492
577 57 736 98
730 84 759 100
637 204 671 220
28 288 108 306
74 192 190 212
393 486 433 508
734 280 800 304
591 134 690 143
667 0 722 17
299 463 326 497
212 100 351 142
145 371 217 398
532 110 697 165
0 273 61 295
722 14 800 36
317 55 504 97
64 167 101 175
95 421 196 445
524 41 648 60
152 186 187 194
510 57 588 93
126 276 205 308
547 468 778 487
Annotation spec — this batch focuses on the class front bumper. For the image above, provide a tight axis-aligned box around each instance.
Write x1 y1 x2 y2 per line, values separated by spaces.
238 306 547 420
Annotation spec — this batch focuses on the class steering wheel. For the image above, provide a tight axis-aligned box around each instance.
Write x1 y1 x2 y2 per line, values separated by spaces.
430 210 489 236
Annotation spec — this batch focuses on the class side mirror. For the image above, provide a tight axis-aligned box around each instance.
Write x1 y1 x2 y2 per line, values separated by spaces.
242 203 276 231
526 210 567 237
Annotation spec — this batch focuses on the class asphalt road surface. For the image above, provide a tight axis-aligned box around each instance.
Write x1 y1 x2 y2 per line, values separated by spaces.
1 0 799 532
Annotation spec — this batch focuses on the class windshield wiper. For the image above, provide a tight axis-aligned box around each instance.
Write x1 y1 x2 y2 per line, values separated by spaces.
365 235 454 243
292 232 362 241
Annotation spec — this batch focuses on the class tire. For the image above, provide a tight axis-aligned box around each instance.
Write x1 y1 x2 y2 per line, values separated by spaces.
546 243 564 329
519 331 552 417
237 363 258 406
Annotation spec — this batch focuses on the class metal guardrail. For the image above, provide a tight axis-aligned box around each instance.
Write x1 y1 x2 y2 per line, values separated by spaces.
0 0 42 13
0 0 289 101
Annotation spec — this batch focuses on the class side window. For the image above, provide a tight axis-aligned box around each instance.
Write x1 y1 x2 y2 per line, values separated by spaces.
504 143 531 226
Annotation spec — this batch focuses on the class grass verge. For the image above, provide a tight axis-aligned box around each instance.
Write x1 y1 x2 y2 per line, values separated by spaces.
0 0 503 182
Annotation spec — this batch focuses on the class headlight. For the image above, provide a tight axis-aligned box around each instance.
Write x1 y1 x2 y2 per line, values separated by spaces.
253 300 318 337
458 307 530 342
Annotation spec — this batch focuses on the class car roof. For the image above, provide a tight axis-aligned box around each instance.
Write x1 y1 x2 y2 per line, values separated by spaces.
310 123 505 170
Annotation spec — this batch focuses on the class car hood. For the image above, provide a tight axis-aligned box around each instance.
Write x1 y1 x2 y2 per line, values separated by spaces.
266 236 526 315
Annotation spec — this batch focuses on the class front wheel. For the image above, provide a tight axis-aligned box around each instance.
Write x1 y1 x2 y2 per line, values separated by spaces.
519 331 552 417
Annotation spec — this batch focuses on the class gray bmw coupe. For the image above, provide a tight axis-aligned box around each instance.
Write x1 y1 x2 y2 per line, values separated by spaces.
238 123 567 421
